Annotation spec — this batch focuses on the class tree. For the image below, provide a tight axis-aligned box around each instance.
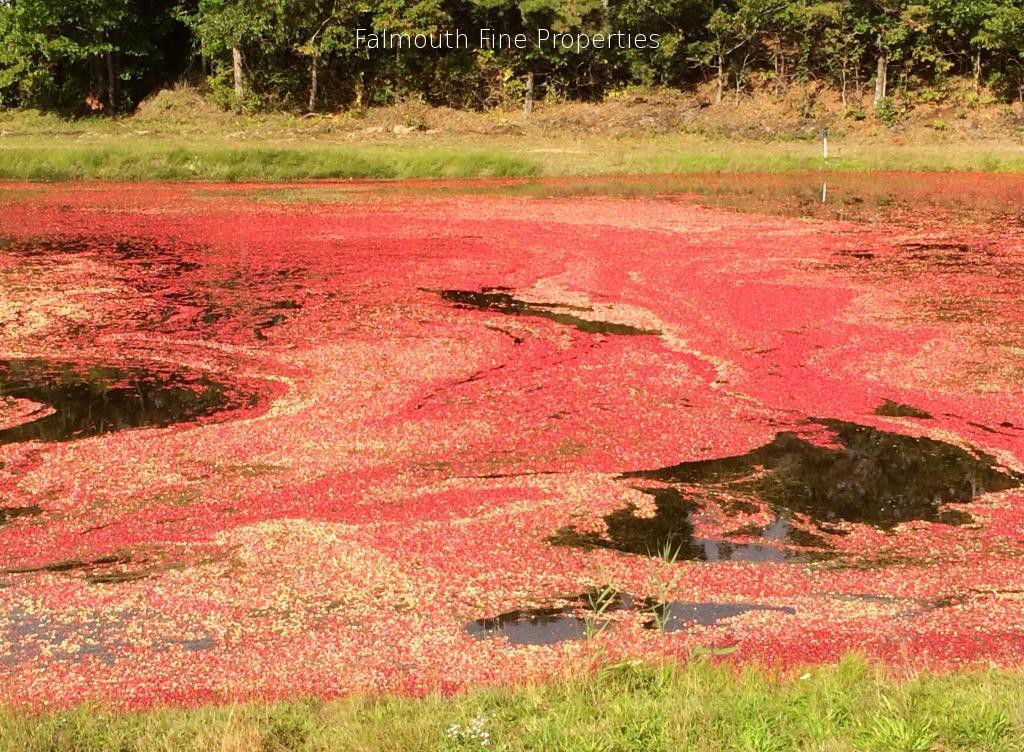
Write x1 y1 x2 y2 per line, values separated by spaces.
0 0 182 111
184 0 283 108
692 0 784 103
976 0 1024 100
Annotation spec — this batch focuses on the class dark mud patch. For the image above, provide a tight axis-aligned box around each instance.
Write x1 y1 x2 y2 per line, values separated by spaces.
896 242 982 268
0 359 261 445
554 420 1020 562
875 400 933 419
436 288 660 336
0 505 42 526
1 552 152 584
1 553 131 576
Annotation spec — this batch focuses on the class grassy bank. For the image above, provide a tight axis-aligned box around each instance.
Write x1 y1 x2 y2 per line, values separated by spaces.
0 143 544 181
3 91 1024 180
2 137 1024 180
2 658 1023 751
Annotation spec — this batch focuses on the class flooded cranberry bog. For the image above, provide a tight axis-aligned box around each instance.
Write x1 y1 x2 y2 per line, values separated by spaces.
1 173 1023 709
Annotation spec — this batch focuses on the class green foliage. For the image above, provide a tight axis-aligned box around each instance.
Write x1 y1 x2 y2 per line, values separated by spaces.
876 96 902 123
0 0 185 112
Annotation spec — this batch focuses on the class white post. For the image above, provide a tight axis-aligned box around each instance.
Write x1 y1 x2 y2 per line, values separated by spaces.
822 128 829 160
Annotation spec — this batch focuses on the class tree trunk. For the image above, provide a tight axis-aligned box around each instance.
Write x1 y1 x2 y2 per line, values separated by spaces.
232 46 245 106
840 68 848 108
105 50 116 111
524 71 534 114
308 57 319 112
873 53 887 109
715 55 724 105
973 48 982 93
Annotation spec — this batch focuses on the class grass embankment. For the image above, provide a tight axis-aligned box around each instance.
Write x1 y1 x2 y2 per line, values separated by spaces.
2 105 1024 180
2 658 1023 751
3 138 1024 181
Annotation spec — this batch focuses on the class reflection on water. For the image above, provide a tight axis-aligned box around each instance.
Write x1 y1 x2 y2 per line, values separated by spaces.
468 589 794 644
1 607 215 668
467 605 589 645
323 172 1024 226
642 601 795 632
0 359 259 445
553 420 1020 562
550 487 824 563
626 420 1020 529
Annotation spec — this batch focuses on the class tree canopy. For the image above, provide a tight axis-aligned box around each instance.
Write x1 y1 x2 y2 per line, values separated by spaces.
1 0 1022 113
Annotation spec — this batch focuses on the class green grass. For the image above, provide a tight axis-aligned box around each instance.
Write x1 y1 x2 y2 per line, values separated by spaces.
2 658 1023 751
0 143 542 181
2 121 1024 180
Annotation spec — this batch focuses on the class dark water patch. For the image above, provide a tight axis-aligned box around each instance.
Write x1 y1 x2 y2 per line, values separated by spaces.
875 400 933 419
254 314 288 340
966 420 1021 437
642 601 795 632
2 607 124 667
552 420 1019 563
153 634 216 652
436 289 660 336
467 605 589 645
468 589 792 643
897 242 975 264
0 235 202 275
549 488 822 563
385 174 1024 230
252 300 302 339
622 420 1020 531
0 359 259 445
0 505 42 526
829 591 965 617
467 589 641 645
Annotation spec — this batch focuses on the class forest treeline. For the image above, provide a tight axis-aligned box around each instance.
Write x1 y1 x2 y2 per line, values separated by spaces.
1 0 1023 115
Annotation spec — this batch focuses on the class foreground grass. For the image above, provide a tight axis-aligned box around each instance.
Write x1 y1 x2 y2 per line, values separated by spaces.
2 658 1023 751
